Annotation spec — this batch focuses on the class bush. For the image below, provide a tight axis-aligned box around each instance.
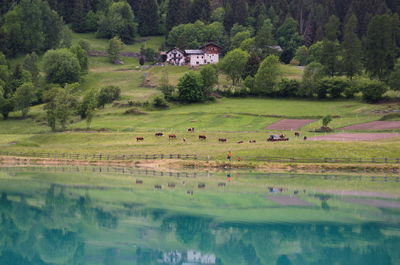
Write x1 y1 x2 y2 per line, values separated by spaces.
43 49 81 85
277 79 300 97
97 86 121 108
317 77 348 99
360 80 388 103
177 72 204 103
152 96 169 108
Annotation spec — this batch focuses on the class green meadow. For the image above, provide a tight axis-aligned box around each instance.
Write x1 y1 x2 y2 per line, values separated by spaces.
1 34 400 161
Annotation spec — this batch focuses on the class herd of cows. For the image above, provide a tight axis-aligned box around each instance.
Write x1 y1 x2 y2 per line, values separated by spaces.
135 128 308 143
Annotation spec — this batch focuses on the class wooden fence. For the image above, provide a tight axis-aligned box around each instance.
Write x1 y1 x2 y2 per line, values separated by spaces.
1 151 399 164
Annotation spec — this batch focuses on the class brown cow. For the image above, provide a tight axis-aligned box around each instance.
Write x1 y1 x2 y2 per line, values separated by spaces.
303 136 307 141
218 138 227 142
188 127 195 132
198 183 206 189
218 182 226 187
168 182 176 188
249 140 256 143
155 132 164 137
136 137 144 141
187 190 193 195
237 141 244 144
294 132 300 137
168 134 177 139
136 179 143 184
199 135 207 140
154 184 162 190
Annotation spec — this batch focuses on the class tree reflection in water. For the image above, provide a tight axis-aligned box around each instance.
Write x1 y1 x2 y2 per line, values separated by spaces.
0 186 399 265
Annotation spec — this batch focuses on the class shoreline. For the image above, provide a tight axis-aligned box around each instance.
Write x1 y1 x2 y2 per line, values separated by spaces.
1 155 399 174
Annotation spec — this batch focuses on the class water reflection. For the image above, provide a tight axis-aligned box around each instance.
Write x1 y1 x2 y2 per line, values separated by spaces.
0 170 399 265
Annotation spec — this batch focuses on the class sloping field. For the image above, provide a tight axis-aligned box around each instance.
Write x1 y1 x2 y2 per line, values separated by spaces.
266 119 316 130
340 121 400 130
309 133 400 141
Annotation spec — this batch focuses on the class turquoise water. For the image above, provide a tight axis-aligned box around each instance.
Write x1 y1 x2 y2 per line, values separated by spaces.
0 166 399 265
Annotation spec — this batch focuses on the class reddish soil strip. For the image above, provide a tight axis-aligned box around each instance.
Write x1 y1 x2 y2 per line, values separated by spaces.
309 133 400 141
265 196 314 206
343 198 400 208
266 119 316 130
321 190 398 199
340 121 400 131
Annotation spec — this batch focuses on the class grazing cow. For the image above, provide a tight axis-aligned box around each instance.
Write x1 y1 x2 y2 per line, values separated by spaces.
136 137 144 141
237 141 244 144
303 136 307 141
188 127 195 132
198 183 206 189
168 134 177 139
136 179 143 184
218 138 227 142
182 138 186 142
168 183 176 188
249 140 256 143
218 182 226 187
268 187 274 192
294 190 299 194
187 190 193 195
280 134 286 139
294 132 300 137
199 135 207 140
155 132 163 137
154 184 162 190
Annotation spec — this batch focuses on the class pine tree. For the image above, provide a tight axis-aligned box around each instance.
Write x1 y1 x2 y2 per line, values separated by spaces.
320 15 342 77
342 14 362 79
166 0 190 32
223 0 248 30
71 0 88 32
23 52 40 86
138 0 160 36
365 14 400 80
190 0 211 23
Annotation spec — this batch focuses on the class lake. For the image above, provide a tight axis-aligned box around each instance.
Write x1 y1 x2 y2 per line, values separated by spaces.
0 166 399 265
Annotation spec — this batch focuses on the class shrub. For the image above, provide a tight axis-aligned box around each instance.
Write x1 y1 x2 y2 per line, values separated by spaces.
277 79 300 97
177 72 204 103
152 96 169 108
43 49 81 85
317 77 348 99
97 86 121 108
360 80 388 103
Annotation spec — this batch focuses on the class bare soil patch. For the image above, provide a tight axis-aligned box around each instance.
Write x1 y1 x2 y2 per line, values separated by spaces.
266 119 315 130
265 196 314 206
340 121 400 131
309 133 400 141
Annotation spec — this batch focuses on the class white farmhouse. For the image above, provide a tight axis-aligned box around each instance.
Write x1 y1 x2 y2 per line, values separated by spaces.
165 43 221 66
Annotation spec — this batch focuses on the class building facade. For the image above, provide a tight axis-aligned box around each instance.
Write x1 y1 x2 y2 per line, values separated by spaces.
165 43 221 66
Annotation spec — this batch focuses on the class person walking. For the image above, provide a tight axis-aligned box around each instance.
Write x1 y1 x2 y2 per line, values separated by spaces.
227 151 232 161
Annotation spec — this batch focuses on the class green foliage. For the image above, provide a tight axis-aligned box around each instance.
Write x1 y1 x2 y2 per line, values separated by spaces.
320 16 342 77
360 80 388 103
137 0 160 36
317 77 349 99
253 55 280 96
43 49 81 85
97 1 136 43
277 78 300 97
97 86 121 108
166 0 190 31
159 72 175 100
300 62 325 97
388 60 400 91
255 19 276 55
79 89 97 128
167 21 227 49
211 7 225 23
190 0 211 23
107 37 124 64
200 65 218 98
342 14 362 79
294 46 309 66
8 64 32 96
322 115 332 127
365 14 400 80
231 31 251 50
223 0 248 30
220 48 249 85
141 47 158 62
70 44 89 72
1 0 64 56
78 39 91 52
276 17 303 64
177 72 204 103
13 82 35 117
44 86 78 131
23 52 40 85
152 96 169 109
